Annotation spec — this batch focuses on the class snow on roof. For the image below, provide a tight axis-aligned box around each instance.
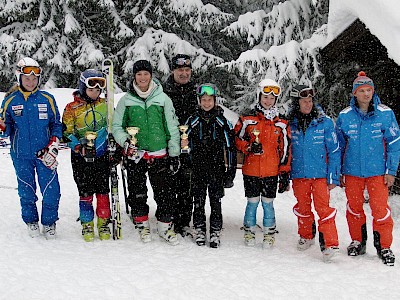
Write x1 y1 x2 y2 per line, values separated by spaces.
327 0 400 65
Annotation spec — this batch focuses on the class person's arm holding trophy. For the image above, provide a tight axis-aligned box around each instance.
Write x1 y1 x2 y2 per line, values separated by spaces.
124 126 140 159
179 125 190 154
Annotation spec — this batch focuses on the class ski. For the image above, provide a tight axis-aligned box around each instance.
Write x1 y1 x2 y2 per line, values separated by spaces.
102 59 122 240
120 158 130 214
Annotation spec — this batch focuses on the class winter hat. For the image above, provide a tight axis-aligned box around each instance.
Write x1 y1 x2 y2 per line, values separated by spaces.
132 60 153 77
171 54 192 70
352 71 374 94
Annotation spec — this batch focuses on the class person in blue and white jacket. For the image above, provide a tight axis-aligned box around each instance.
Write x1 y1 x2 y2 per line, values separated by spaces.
288 84 340 262
0 57 62 240
336 71 400 266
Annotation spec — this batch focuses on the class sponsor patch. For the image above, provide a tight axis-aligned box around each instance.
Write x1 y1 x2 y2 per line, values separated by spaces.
39 113 48 120
11 105 23 111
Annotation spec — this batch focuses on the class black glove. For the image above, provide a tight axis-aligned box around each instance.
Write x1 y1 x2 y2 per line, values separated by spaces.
224 168 235 188
169 156 181 175
249 142 263 154
278 172 290 193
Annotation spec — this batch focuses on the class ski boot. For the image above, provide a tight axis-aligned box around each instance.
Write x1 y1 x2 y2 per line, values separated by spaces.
195 228 206 246
297 237 315 251
347 240 366 256
263 226 276 249
135 220 152 243
82 221 95 242
378 248 395 266
157 221 179 246
322 247 339 263
97 218 111 241
209 231 221 248
27 222 40 238
243 225 256 247
43 223 57 240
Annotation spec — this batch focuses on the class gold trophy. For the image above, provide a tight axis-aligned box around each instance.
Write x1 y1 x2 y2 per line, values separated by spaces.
83 131 98 162
126 127 140 159
179 125 190 154
253 129 260 143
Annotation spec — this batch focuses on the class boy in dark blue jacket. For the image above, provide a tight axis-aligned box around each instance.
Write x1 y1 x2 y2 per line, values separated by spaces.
181 83 236 248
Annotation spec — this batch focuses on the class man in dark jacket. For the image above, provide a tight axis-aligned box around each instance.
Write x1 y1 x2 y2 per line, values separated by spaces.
162 54 197 236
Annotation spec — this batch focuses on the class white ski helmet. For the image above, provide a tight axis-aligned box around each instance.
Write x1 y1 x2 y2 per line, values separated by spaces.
257 78 281 98
15 57 42 85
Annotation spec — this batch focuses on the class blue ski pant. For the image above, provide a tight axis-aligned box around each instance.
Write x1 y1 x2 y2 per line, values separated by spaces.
12 155 61 226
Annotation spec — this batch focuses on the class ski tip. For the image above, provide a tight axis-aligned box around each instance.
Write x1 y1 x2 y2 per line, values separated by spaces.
102 59 113 67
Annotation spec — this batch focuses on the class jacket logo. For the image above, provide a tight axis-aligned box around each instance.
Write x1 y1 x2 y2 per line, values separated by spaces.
12 105 23 110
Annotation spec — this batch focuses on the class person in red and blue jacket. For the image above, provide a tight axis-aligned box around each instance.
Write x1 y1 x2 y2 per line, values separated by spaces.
336 71 400 266
0 57 62 239
288 84 340 262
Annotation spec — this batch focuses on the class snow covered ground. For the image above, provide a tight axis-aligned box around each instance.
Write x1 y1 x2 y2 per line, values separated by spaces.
1 89 400 299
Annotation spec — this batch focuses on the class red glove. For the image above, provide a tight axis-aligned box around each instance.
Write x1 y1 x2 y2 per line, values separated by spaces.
0 119 5 132
37 136 59 170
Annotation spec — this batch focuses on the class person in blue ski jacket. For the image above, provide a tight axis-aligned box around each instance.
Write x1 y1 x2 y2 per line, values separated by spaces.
0 57 62 239
288 84 340 261
336 71 400 266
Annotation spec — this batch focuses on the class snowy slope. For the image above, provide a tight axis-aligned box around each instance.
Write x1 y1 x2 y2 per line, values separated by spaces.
0 89 400 299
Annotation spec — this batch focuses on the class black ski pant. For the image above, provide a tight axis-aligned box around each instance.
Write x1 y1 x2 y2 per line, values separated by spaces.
71 153 110 197
192 174 224 233
172 164 193 231
125 156 175 223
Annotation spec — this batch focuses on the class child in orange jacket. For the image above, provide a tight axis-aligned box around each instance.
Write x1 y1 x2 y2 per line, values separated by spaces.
234 78 291 248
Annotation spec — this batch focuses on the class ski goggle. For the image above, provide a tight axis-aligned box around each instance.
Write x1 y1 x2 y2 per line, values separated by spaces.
261 86 281 96
196 84 217 97
84 77 106 89
175 57 191 67
19 66 42 76
290 88 316 98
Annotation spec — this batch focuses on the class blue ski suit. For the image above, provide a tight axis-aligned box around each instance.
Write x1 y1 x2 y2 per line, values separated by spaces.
1 87 62 225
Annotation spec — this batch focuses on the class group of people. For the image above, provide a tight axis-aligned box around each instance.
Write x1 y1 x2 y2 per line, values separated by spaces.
0 54 399 266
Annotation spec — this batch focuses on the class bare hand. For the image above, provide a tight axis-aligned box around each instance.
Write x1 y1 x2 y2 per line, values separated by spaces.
181 139 189 148
340 175 345 187
328 184 336 190
384 174 395 187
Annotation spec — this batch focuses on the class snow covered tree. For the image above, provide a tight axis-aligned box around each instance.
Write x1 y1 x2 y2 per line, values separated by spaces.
220 0 329 114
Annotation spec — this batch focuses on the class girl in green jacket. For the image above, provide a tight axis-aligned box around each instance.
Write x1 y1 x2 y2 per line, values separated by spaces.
112 60 180 246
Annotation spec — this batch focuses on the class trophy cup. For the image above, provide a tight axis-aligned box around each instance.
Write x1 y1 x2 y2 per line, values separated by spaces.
83 131 98 162
179 125 190 154
126 127 140 159
253 129 260 143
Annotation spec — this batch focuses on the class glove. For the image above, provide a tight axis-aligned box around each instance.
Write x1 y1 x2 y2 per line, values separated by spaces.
278 172 290 193
0 119 5 132
224 168 235 188
37 136 59 170
123 139 138 160
249 142 263 154
169 156 181 175
78 138 96 162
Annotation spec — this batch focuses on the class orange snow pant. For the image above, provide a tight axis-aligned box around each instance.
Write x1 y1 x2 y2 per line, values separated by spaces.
344 175 393 249
292 178 338 248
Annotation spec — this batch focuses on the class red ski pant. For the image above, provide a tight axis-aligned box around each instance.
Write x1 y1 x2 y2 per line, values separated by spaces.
292 178 338 248
345 175 393 248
